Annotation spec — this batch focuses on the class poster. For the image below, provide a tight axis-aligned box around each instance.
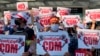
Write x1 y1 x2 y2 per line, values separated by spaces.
11 11 31 25
4 11 11 24
16 2 28 11
85 9 100 23
77 29 100 49
0 35 25 56
56 7 70 17
31 8 39 17
39 7 53 15
62 15 81 27
36 31 70 56
75 49 87 56
39 14 52 27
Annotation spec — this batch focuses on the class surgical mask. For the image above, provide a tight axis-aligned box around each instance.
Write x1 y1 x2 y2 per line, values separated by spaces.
50 24 59 32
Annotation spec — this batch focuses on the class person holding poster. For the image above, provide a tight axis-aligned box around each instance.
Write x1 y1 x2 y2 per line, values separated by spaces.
49 16 63 32
67 27 78 56
89 20 100 56
11 12 36 56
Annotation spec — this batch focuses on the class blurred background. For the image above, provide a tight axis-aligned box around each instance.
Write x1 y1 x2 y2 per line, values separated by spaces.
0 0 100 17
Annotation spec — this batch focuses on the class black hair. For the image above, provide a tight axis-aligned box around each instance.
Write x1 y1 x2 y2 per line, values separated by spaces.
15 18 27 26
67 27 77 36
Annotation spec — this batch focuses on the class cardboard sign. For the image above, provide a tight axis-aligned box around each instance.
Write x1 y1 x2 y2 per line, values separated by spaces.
77 29 100 49
36 31 70 56
31 8 39 17
62 15 80 27
39 14 52 26
39 7 53 15
75 49 87 56
11 11 31 25
16 2 28 11
85 9 100 23
57 7 70 17
4 11 11 24
4 11 11 20
0 35 25 56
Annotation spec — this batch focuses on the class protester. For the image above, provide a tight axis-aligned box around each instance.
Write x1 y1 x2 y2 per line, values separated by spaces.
87 20 100 56
2 7 100 56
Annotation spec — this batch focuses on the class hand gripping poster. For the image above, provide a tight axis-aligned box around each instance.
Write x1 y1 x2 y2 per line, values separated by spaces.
36 31 70 56
0 35 25 56
77 29 100 49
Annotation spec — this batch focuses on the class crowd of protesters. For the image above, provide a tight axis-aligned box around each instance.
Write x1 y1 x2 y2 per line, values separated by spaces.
0 8 100 56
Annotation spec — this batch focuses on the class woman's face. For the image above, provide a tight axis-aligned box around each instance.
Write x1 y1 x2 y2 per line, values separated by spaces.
50 24 59 32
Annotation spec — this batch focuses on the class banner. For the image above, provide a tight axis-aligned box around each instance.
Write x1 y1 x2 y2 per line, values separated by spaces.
75 49 88 56
0 35 25 56
56 7 70 17
62 15 81 27
85 9 100 23
36 31 70 56
16 2 28 11
31 8 39 17
39 7 53 15
78 29 100 49
11 11 31 25
39 14 52 27
4 11 11 24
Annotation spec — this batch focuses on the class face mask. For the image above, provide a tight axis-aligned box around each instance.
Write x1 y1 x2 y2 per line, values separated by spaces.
50 24 59 32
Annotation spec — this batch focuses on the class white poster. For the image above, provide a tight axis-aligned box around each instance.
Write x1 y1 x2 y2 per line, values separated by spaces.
16 2 28 11
4 11 11 24
85 9 100 23
78 29 100 49
39 13 52 27
57 7 70 17
36 31 70 56
39 7 53 15
62 15 81 27
0 35 25 56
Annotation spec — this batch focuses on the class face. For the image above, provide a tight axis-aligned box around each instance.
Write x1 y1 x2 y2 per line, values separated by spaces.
50 24 59 32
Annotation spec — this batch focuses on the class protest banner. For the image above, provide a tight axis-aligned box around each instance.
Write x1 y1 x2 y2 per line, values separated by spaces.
11 11 31 25
77 29 100 49
56 7 70 17
31 8 39 17
16 2 28 11
0 35 25 56
39 7 53 15
75 49 88 56
85 9 100 23
39 14 52 27
4 11 11 25
62 15 81 27
36 31 70 56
